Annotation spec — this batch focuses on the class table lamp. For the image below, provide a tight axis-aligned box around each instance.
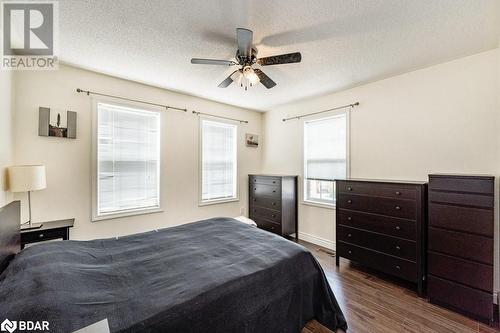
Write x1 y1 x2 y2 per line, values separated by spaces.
8 165 46 230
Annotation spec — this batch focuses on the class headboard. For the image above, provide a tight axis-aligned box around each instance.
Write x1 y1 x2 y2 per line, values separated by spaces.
0 201 20 274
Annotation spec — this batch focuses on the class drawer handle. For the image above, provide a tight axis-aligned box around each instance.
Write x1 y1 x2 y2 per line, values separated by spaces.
347 200 352 204
254 179 256 182
272 181 276 184
271 214 276 218
348 250 352 254
39 234 44 239
395 191 401 195
254 188 256 191
253 209 257 212
347 233 352 238
347 216 352 221
395 265 401 270
395 226 401 230
271 226 275 230
395 206 401 210
395 246 401 250
252 198 256 201
272 202 276 206
347 187 352 191
272 190 276 193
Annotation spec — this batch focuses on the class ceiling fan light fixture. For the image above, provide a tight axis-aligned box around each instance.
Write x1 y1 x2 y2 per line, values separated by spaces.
243 66 260 85
191 28 301 90
239 66 260 91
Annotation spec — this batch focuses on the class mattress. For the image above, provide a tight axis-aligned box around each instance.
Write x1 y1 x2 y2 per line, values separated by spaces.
0 217 347 332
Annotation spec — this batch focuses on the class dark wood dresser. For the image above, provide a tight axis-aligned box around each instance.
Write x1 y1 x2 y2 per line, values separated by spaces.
249 175 298 240
427 174 494 324
335 179 427 295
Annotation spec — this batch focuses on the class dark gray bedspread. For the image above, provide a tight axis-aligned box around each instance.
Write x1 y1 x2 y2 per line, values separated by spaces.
0 218 347 333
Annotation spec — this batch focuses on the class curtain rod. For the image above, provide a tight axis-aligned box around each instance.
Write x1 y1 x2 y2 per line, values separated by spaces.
282 102 359 122
192 111 248 124
76 88 188 113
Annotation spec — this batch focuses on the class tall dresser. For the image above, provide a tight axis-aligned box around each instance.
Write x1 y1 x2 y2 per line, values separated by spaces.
427 174 494 324
335 179 427 296
249 175 298 240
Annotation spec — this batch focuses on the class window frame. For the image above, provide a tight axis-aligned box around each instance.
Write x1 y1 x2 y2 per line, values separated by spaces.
198 117 239 206
302 110 351 209
91 97 163 222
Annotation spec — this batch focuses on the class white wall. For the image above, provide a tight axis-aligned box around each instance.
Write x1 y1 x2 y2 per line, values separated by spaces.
13 64 262 240
262 48 500 290
0 71 14 207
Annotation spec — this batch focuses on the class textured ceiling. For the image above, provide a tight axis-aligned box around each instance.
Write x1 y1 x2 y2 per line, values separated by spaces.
59 0 500 111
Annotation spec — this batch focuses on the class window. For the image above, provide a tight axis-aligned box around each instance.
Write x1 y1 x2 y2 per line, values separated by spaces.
200 119 238 204
93 102 161 220
304 113 348 206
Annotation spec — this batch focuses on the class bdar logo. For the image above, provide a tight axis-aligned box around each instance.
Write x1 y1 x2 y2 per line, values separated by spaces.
0 319 17 333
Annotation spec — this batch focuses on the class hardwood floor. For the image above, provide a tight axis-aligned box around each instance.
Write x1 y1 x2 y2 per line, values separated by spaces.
300 240 499 333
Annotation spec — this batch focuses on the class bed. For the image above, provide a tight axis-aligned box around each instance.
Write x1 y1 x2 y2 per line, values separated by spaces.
0 201 347 333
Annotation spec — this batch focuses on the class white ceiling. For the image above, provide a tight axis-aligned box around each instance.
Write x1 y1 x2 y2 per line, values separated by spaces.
59 0 500 111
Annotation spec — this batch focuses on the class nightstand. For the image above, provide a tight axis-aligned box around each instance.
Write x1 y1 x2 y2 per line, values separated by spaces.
20 218 74 249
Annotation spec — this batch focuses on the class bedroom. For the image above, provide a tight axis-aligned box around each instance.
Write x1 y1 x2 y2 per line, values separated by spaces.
0 1 499 332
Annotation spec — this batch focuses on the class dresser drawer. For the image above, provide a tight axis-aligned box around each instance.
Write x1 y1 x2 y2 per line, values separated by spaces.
250 206 281 223
250 176 281 186
429 176 494 194
429 191 494 209
250 196 281 210
338 194 416 219
338 209 416 240
254 217 281 235
338 226 416 261
428 227 493 265
250 183 281 198
337 242 417 282
338 181 417 200
429 203 493 237
428 275 493 323
428 251 493 292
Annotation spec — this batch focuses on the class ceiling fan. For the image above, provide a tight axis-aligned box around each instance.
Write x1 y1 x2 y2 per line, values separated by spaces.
191 28 302 90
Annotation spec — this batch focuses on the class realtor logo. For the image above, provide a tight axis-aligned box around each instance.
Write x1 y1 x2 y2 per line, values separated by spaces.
0 319 49 332
1 1 58 70
0 319 16 333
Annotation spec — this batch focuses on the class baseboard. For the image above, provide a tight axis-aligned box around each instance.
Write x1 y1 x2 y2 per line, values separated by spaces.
298 231 335 250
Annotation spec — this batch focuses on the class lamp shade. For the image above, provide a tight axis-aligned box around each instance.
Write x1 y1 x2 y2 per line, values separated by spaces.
8 165 47 192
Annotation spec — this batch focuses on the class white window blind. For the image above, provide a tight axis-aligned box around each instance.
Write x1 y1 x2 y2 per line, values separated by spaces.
96 102 160 216
201 119 237 202
304 113 347 205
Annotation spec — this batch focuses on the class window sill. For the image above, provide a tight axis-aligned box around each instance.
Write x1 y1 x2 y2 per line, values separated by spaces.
199 198 239 207
92 207 163 222
301 200 336 210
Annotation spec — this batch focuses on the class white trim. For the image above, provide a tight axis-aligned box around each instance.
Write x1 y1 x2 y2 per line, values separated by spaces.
301 109 351 206
198 117 240 206
198 198 239 206
299 231 335 250
92 208 164 222
494 291 499 305
302 200 336 210
91 96 162 222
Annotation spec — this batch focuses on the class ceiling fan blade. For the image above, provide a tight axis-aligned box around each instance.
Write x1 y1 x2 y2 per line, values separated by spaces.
191 58 237 66
257 52 302 66
236 28 253 58
218 70 238 88
254 69 276 89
